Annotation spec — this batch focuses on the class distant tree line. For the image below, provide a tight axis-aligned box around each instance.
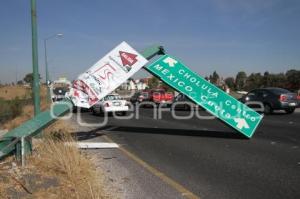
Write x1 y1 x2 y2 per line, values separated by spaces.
217 69 300 91
0 73 42 87
1 70 299 93
146 69 300 93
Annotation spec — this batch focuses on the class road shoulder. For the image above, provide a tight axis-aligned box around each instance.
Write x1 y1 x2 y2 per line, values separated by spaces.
68 115 187 199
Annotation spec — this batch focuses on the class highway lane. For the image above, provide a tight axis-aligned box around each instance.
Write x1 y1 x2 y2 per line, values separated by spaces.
78 108 300 199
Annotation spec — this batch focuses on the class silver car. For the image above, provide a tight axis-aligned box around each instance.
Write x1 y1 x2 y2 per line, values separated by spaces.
91 94 129 115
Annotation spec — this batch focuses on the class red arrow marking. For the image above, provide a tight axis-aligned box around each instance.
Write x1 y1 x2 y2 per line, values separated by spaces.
74 90 79 97
119 51 138 67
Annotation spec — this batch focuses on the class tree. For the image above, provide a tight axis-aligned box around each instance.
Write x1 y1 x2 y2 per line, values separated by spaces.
245 73 263 91
148 76 161 89
224 77 235 90
23 73 41 86
210 71 220 85
17 80 23 85
285 69 300 91
262 71 272 87
235 71 247 90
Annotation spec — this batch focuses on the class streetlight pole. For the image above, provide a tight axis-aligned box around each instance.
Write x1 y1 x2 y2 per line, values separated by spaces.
44 33 63 103
31 0 40 116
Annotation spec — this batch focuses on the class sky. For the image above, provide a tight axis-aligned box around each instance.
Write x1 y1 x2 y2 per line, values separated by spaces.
0 0 299 84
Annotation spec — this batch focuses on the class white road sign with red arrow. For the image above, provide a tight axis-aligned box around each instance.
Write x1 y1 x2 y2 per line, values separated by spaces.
69 41 148 108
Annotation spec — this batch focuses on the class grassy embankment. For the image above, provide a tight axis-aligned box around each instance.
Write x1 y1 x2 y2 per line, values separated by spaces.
0 85 109 199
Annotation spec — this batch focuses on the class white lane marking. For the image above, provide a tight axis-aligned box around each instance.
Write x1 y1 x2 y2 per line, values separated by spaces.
66 142 119 149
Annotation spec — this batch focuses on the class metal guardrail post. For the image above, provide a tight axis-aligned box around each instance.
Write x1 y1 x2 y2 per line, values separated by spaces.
16 136 31 165
21 137 26 166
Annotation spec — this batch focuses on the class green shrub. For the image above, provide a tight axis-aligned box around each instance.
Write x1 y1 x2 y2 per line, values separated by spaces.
9 97 23 118
0 97 26 124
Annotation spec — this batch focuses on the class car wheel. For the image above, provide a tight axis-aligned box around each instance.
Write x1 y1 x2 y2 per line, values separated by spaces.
121 111 127 116
99 108 105 116
184 104 191 111
285 108 295 114
264 104 273 115
92 108 97 115
72 107 77 113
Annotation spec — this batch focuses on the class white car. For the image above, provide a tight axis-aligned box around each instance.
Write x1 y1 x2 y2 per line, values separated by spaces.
91 94 129 115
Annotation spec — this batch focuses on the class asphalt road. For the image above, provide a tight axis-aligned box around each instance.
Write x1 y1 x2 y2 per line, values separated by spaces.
78 108 300 199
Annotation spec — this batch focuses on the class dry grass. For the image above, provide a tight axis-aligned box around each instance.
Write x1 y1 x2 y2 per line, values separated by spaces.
0 85 30 100
1 120 110 199
29 132 108 199
3 102 50 130
0 85 47 100
1 86 110 199
0 131 109 199
2 85 49 130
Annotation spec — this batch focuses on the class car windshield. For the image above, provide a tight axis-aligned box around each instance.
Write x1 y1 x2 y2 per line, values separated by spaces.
53 87 68 95
268 88 290 95
104 95 122 101
152 90 165 94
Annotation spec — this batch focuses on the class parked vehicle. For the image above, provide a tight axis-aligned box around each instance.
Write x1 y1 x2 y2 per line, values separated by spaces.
131 89 174 107
50 79 71 102
91 94 128 115
130 91 149 104
146 89 174 106
52 87 69 102
297 90 300 108
171 93 199 110
240 88 298 114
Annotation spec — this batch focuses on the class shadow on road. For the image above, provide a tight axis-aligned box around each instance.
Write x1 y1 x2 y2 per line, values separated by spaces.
69 124 248 141
70 126 112 141
107 126 248 140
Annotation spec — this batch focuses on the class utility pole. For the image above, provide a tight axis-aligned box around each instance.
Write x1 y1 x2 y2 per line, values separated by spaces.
31 0 40 116
15 65 18 84
44 39 49 102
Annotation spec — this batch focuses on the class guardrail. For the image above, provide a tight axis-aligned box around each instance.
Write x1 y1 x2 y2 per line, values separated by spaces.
0 45 165 160
0 101 73 161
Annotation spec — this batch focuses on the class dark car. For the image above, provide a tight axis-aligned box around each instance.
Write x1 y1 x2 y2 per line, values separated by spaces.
171 93 199 110
52 87 69 102
240 88 298 114
130 91 150 104
130 89 174 107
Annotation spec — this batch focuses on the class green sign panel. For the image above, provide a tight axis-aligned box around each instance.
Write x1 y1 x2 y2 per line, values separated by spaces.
146 55 263 138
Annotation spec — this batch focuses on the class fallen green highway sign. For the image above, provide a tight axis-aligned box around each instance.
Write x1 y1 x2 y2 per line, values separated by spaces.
146 55 263 138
